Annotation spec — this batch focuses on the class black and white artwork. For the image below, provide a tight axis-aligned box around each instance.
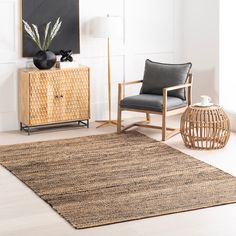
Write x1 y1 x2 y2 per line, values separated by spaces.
22 0 80 57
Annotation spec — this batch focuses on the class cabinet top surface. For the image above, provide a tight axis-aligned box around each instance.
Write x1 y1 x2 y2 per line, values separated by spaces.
19 65 89 73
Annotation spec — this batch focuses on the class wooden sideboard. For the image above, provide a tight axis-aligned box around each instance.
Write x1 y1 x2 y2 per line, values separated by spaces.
19 66 90 134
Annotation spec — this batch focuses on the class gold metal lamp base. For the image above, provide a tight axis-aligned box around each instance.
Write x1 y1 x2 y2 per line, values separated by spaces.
96 120 119 128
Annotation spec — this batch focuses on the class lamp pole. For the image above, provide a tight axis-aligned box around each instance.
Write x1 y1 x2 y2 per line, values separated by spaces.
107 37 111 122
96 37 119 128
95 15 122 128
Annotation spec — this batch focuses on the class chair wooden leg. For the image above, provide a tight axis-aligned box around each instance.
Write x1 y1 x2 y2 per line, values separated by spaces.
162 114 167 141
146 113 150 122
117 106 122 133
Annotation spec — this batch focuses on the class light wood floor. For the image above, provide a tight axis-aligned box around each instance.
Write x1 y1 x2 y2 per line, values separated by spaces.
1 115 236 236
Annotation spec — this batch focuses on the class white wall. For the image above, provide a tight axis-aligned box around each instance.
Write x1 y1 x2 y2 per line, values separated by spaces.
219 0 236 111
182 0 219 104
219 0 236 131
0 0 184 131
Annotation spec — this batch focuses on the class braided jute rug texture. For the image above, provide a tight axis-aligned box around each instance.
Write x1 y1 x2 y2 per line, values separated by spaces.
1 131 236 229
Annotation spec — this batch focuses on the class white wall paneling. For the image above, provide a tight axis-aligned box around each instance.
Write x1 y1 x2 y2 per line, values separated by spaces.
0 64 17 113
125 0 174 54
0 0 185 131
173 0 184 62
80 0 124 57
79 55 124 120
182 0 219 104
219 0 236 112
75 0 180 119
0 0 18 131
0 0 16 62
219 0 236 130
0 63 18 132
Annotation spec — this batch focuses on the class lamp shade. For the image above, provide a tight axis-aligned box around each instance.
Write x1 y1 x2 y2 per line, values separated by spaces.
90 15 122 38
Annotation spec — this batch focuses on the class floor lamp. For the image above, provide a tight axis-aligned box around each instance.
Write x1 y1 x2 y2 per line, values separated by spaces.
91 15 122 128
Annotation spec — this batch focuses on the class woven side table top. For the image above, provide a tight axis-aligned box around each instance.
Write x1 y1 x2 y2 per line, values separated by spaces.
180 105 231 150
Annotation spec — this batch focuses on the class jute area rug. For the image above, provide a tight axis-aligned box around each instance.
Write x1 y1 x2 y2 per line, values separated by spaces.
1 131 236 229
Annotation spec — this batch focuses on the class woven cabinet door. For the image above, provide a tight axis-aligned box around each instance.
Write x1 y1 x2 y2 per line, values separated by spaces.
63 68 90 121
29 71 66 125
46 71 67 123
29 72 48 125
28 68 90 126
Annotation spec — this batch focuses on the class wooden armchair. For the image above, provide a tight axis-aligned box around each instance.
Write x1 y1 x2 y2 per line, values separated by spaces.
117 60 193 141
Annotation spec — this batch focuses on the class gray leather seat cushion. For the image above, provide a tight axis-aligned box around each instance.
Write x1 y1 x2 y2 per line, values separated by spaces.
121 94 187 112
140 60 192 100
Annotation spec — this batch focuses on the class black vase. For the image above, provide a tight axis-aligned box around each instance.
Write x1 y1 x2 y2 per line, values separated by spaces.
33 50 56 70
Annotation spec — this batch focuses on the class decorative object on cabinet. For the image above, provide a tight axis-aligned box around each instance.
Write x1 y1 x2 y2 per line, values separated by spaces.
90 15 122 128
56 50 77 69
22 17 62 69
33 50 57 70
21 0 80 57
19 66 90 135
180 105 231 150
56 61 79 69
60 50 73 62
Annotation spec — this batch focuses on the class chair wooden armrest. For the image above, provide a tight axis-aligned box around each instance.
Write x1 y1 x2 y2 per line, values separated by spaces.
118 80 143 87
164 73 193 93
118 80 143 102
162 74 193 107
164 83 192 93
163 81 193 111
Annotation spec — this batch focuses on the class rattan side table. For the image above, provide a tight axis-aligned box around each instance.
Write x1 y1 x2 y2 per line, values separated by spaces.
180 105 231 150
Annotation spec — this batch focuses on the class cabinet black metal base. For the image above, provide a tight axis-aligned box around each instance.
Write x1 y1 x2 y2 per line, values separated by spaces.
20 120 89 135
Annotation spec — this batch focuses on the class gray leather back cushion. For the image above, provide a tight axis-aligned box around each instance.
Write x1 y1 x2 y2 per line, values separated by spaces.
140 60 192 100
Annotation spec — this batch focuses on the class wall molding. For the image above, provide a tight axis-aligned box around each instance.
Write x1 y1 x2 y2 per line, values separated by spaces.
0 0 181 131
